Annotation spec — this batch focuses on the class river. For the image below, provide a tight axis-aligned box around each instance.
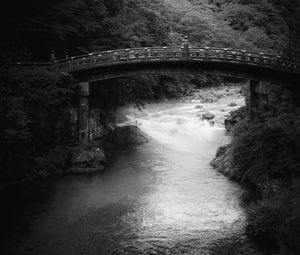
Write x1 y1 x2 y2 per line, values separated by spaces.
1 89 261 254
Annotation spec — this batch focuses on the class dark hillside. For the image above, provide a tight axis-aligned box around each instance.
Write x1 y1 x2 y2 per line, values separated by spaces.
1 0 299 61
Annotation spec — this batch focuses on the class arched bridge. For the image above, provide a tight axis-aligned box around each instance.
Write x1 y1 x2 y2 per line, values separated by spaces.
12 45 300 145
50 46 300 82
48 45 300 145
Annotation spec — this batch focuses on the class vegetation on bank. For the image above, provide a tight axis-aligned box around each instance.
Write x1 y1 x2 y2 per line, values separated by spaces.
211 109 300 254
0 68 77 184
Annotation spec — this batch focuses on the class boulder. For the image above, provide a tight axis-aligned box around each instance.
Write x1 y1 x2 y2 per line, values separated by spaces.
67 146 106 174
195 105 203 109
228 102 238 107
108 125 150 145
208 120 215 126
210 145 233 177
200 111 215 120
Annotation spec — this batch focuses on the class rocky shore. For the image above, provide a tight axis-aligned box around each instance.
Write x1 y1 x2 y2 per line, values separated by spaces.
210 108 300 255
180 85 243 103
36 125 151 176
0 126 151 190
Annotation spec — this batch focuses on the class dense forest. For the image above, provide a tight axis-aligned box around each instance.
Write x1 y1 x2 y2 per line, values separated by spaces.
1 0 300 61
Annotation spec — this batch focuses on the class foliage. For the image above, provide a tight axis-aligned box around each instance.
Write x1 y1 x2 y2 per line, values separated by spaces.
228 106 246 121
1 0 299 62
0 68 77 182
1 0 171 61
230 113 300 184
225 112 300 254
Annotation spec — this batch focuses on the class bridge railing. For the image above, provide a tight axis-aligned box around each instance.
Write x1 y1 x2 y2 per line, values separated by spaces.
9 46 300 73
52 46 300 73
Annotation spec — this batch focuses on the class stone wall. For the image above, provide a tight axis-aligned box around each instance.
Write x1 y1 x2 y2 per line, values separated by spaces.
287 5 300 63
89 108 104 141
246 79 299 117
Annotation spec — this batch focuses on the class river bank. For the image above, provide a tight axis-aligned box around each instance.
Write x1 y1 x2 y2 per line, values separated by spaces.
210 108 300 255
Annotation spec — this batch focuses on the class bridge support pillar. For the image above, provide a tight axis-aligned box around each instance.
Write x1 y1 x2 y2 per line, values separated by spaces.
248 80 260 119
247 80 269 119
78 82 90 145
246 80 295 119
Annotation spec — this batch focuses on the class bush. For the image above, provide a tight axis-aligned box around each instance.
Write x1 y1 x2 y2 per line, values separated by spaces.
226 112 300 254
0 68 77 182
230 113 300 185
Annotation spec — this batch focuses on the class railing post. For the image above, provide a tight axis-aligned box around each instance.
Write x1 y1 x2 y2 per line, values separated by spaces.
78 82 90 146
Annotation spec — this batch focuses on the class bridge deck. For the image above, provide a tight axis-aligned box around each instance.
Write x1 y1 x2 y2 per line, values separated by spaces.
11 46 300 78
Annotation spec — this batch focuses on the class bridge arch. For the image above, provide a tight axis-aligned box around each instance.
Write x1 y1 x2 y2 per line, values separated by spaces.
55 46 300 83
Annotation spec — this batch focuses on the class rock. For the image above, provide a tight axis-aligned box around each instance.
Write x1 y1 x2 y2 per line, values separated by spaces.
195 105 203 109
228 102 238 107
67 146 106 174
224 107 246 131
201 111 215 120
108 125 150 145
210 145 233 177
208 120 215 126
170 128 178 133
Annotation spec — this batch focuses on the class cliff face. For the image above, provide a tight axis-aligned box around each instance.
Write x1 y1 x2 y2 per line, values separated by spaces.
1 0 299 61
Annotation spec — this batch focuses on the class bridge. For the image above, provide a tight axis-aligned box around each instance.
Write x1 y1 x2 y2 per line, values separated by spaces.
54 45 300 80
12 42 300 145
14 43 300 81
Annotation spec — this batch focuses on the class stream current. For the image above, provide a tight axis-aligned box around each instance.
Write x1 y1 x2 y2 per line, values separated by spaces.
2 91 262 254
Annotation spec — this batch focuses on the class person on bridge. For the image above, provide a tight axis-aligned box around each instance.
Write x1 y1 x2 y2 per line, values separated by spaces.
182 36 190 58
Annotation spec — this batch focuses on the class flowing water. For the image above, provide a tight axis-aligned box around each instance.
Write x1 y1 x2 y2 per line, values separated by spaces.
1 92 260 254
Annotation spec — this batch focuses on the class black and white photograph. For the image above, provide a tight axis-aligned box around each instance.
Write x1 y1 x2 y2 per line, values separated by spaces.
0 0 300 254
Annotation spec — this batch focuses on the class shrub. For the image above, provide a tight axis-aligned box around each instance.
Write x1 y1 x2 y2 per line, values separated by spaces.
227 112 300 254
0 68 77 182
